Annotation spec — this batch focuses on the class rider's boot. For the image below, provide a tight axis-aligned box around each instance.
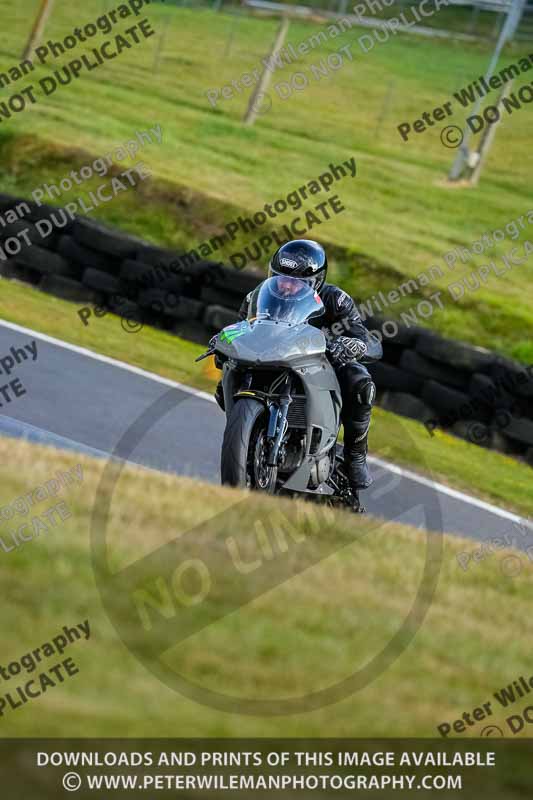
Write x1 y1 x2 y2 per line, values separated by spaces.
338 369 375 509
344 417 373 494
343 431 371 514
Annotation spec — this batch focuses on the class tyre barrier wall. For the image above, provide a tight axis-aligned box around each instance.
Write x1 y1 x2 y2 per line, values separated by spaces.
0 193 532 468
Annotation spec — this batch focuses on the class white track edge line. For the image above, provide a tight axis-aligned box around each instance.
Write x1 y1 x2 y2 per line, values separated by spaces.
368 455 533 531
1 317 531 529
0 317 214 402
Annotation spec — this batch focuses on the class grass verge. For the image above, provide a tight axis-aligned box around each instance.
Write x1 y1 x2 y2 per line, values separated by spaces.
0 435 532 749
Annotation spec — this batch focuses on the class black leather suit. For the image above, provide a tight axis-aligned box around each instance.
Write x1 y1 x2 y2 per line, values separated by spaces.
238 282 383 490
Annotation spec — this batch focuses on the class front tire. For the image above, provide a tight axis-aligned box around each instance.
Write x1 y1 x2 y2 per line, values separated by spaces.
221 399 278 492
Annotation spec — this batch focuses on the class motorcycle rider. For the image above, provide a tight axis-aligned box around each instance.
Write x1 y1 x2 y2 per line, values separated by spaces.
215 239 382 496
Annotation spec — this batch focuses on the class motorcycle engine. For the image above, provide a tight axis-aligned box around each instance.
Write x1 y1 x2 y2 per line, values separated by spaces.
279 437 304 473
309 454 332 488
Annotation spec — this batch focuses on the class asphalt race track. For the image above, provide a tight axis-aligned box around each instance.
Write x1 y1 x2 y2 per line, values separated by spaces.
0 319 531 545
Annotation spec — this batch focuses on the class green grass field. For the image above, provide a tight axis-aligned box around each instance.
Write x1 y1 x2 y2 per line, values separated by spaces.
1 435 532 746
0 1 532 362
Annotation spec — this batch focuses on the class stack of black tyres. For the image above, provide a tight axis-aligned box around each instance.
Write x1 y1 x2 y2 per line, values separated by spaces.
0 194 532 466
364 315 533 464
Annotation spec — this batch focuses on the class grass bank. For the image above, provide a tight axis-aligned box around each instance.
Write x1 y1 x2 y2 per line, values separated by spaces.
0 2 532 361
0 435 532 745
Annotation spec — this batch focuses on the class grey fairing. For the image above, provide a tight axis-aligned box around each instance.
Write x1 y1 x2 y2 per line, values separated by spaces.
219 321 342 493
217 320 326 365
281 360 341 492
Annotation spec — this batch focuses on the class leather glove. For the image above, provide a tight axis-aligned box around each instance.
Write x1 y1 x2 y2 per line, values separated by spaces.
327 336 367 367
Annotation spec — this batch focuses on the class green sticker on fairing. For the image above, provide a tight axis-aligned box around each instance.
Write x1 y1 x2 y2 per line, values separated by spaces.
219 322 248 344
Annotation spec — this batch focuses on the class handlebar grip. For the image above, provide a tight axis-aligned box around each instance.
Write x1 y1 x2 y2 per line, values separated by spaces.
195 350 213 362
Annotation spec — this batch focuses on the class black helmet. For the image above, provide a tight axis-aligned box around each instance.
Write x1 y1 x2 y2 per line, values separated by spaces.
269 239 327 292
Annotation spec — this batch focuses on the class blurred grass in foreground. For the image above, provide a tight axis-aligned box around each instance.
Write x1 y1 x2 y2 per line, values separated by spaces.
0 435 532 742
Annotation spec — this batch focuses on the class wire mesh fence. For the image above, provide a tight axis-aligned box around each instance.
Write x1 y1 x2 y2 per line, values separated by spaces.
172 0 531 41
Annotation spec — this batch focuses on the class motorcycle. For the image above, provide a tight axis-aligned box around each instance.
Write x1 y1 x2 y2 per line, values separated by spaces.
196 275 365 512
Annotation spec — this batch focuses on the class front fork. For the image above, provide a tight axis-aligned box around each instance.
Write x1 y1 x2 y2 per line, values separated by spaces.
266 375 292 467
229 368 292 469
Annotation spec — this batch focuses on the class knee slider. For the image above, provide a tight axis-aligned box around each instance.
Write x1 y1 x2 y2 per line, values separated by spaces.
356 380 376 406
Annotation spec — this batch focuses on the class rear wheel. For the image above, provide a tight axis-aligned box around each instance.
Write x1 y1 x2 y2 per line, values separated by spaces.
221 399 278 492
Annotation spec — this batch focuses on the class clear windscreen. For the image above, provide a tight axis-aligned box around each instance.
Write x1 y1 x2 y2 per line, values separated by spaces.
248 276 324 325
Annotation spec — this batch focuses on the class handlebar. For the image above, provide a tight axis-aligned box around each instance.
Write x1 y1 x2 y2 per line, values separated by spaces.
195 349 215 363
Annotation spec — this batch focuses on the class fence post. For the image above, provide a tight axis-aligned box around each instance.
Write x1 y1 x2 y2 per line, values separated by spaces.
243 16 289 126
153 11 171 73
448 0 526 183
22 0 55 61
374 81 395 141
468 82 514 186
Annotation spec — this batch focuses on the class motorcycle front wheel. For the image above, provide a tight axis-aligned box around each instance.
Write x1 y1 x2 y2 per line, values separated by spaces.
220 398 278 492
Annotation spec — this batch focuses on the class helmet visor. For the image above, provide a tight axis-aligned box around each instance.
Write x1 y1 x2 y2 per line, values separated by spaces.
249 276 324 324
268 265 321 291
